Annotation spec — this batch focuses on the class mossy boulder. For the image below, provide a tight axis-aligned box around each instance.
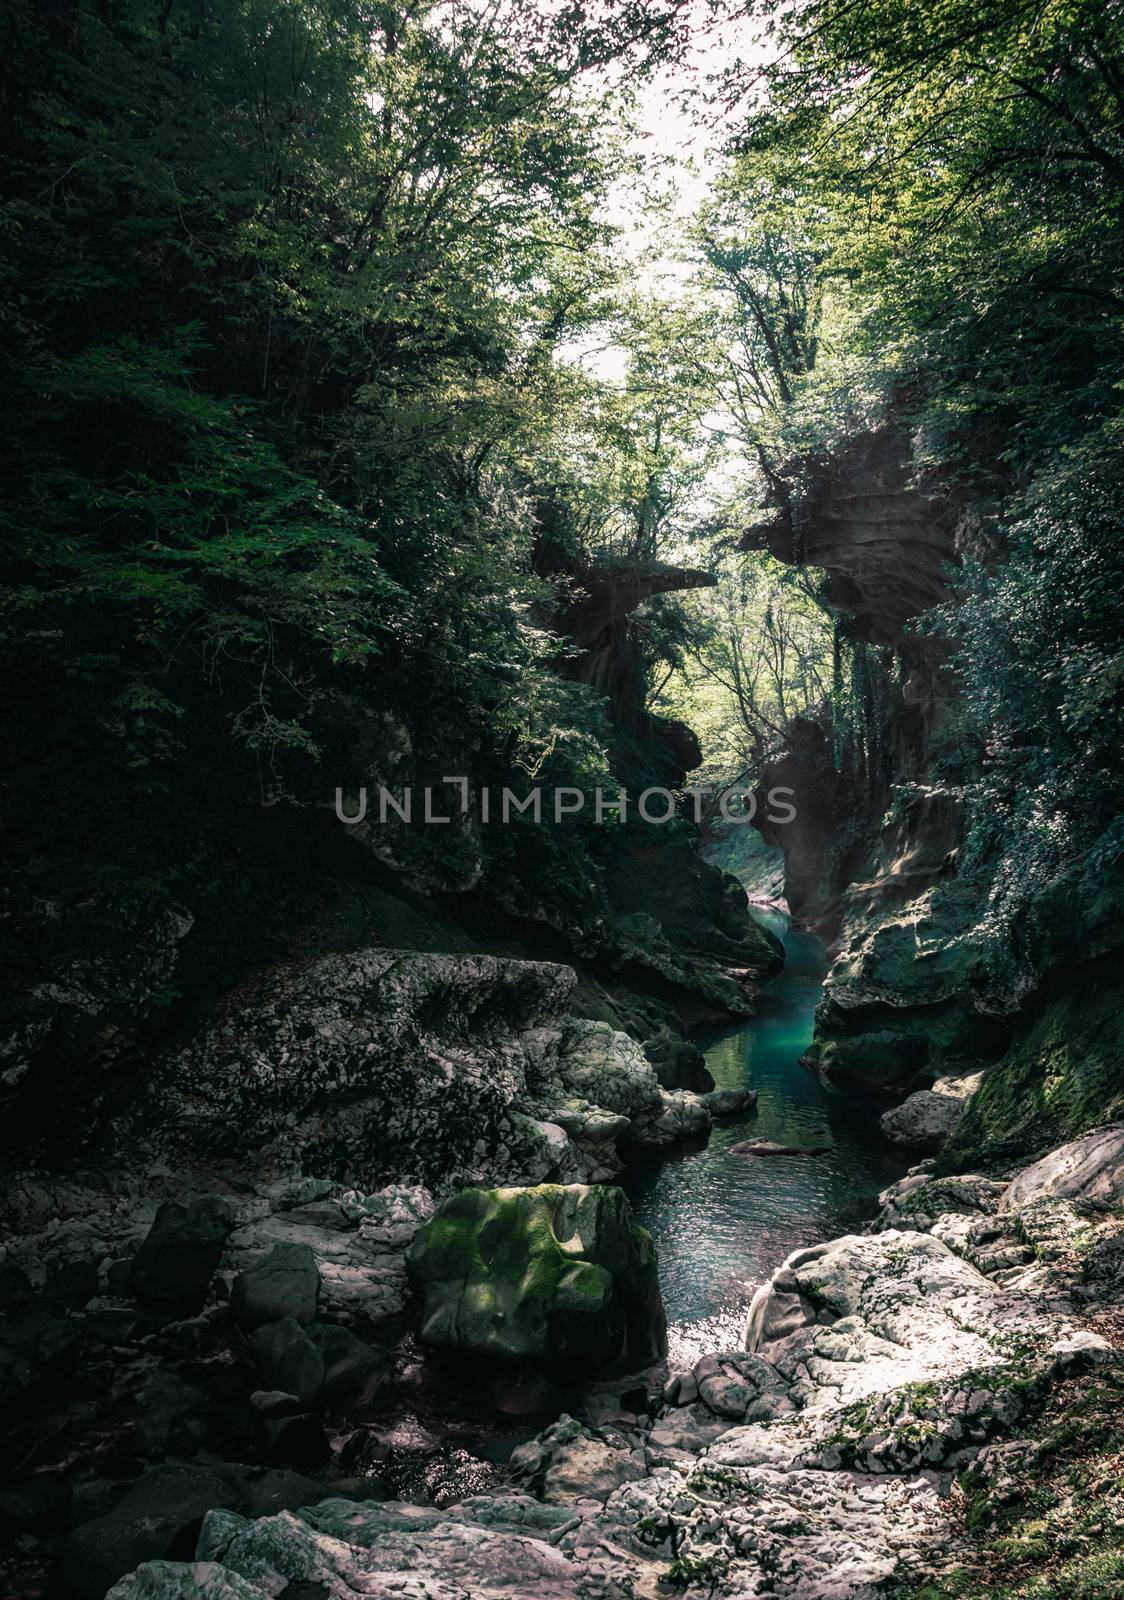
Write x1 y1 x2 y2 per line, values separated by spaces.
407 1183 666 1376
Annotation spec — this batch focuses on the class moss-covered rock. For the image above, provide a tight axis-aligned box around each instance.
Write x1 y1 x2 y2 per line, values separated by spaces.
939 958 1124 1174
407 1183 666 1376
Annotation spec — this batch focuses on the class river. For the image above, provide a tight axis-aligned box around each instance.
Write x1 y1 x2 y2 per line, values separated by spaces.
623 906 908 1364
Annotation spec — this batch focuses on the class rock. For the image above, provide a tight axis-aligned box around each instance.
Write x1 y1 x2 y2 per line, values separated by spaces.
1 1299 82 1369
262 1412 331 1469
741 1228 1074 1429
83 1308 147 1345
417 1448 498 1508
691 1350 794 1421
408 1183 667 1375
307 1322 387 1400
338 1183 436 1248
43 1259 99 1309
730 1136 831 1157
65 1462 341 1600
224 1205 409 1326
0 1473 71 1526
230 1242 320 1330
179 1498 588 1600
58 1462 233 1600
130 1198 232 1312
549 1019 663 1122
251 1317 324 1407
257 1176 335 1211
247 1389 302 1418
107 1259 134 1297
873 1172 1006 1232
106 1561 276 1600
632 1088 710 1145
700 1086 758 1117
134 951 584 1183
1002 1124 1124 1210
0 1259 33 1310
216 1464 332 1521
880 1090 965 1150
644 1030 715 1093
508 1414 646 1502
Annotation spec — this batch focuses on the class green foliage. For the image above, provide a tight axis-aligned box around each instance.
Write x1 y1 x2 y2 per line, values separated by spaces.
654 549 836 786
0 0 729 1153
932 420 1124 940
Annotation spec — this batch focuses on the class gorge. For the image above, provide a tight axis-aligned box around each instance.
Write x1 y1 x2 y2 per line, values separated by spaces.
2 2 1124 1598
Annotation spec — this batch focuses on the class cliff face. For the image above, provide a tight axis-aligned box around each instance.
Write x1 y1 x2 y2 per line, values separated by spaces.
746 424 961 931
748 420 1124 1134
745 425 956 662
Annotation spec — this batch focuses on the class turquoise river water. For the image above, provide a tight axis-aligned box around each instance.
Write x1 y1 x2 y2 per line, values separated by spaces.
623 906 907 1363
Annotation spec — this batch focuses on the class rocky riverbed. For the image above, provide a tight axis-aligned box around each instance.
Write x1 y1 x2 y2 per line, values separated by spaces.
4 947 1124 1600
0 946 760 1599
5 1103 1124 1599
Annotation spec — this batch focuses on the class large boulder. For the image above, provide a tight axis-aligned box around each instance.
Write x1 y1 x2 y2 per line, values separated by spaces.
58 1463 233 1600
230 1243 320 1331
880 1089 965 1151
129 952 578 1180
130 1198 232 1312
407 1184 666 1376
251 1318 323 1407
122 953 696 1189
1002 1124 1124 1210
508 1413 646 1502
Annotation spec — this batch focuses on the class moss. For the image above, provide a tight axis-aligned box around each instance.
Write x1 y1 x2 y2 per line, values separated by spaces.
687 1464 762 1502
887 1368 1124 1600
939 956 1124 1174
664 1551 726 1589
407 1182 666 1373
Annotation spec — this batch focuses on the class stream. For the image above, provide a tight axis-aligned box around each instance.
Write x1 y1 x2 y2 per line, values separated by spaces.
623 905 908 1364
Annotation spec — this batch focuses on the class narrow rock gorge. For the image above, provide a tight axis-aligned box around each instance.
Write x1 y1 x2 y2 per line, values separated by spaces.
3 2 1123 1598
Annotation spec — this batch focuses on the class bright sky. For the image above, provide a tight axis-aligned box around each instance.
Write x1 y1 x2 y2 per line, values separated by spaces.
566 4 767 386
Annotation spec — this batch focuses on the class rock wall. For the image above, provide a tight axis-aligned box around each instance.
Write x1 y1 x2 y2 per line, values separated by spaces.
88 948 734 1193
748 418 1124 1138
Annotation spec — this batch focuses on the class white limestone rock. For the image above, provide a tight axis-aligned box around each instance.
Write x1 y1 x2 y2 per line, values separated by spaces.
1002 1124 1124 1210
